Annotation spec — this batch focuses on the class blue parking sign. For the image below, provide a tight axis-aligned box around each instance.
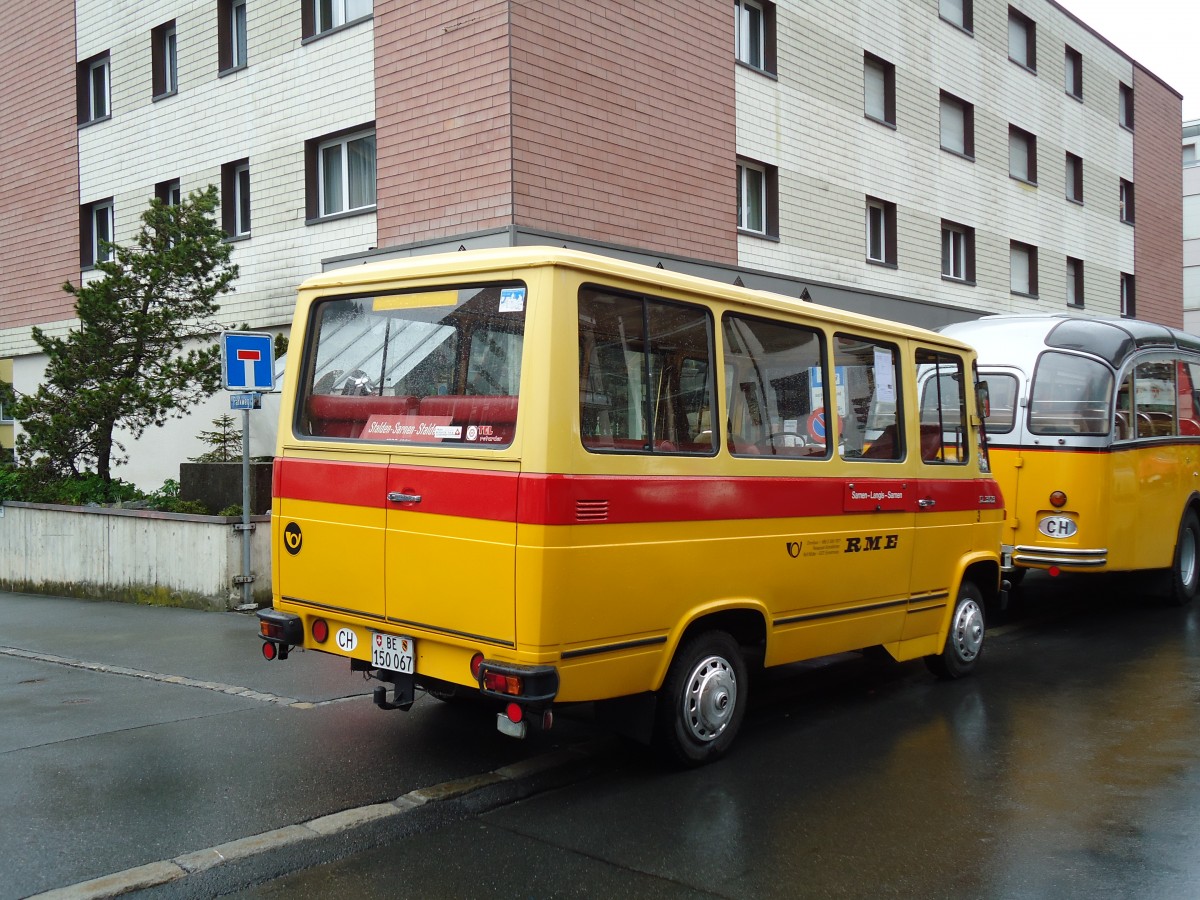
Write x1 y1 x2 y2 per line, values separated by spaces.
222 332 275 392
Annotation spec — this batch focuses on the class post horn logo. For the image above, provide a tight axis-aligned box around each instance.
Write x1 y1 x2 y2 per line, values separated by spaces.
283 522 303 555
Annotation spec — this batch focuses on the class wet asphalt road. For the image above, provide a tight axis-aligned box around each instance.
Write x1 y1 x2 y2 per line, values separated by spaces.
5 572 1200 899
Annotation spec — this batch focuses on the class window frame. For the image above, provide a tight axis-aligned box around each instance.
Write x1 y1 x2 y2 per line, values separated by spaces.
1120 83 1134 130
734 0 776 75
1120 179 1135 224
939 91 974 159
305 125 377 222
77 52 111 125
222 158 251 237
80 198 114 269
1007 6 1036 72
863 52 896 127
155 178 182 206
1065 152 1083 203
939 0 973 33
941 220 975 283
865 197 897 267
1064 46 1083 100
151 20 178 99
302 0 372 41
1066 257 1084 308
1008 124 1037 184
1121 273 1136 318
1010 240 1039 298
736 157 777 238
219 0 249 73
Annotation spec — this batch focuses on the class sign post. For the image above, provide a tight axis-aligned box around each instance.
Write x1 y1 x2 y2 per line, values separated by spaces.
221 332 276 610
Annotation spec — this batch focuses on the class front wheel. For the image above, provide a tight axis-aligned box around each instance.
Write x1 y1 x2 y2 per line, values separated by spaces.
926 582 985 679
653 631 748 767
1168 509 1200 606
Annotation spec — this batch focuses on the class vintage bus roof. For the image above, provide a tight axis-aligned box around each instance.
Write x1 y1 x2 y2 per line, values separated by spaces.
941 313 1200 372
298 246 972 350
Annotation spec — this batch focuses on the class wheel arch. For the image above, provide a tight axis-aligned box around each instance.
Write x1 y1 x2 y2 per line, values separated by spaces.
652 602 768 691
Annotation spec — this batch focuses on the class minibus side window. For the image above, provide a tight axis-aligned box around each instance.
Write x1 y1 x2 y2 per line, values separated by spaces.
836 335 902 460
1028 351 1113 436
915 349 967 463
722 314 827 458
1133 357 1177 438
579 287 716 454
298 283 525 447
979 373 1018 434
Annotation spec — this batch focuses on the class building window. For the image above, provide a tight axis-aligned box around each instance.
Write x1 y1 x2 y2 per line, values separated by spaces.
303 0 371 39
1120 179 1135 224
152 21 178 98
1010 241 1038 297
1121 273 1136 318
1185 143 1197 167
737 158 777 237
222 159 251 236
939 91 974 158
866 197 897 266
735 0 776 74
219 0 249 72
1066 257 1084 307
155 179 181 206
1008 7 1036 71
1185 194 1200 240
1066 152 1083 203
942 221 975 282
1009 125 1037 183
306 126 376 220
864 53 896 126
1120 83 1134 129
939 0 972 32
77 52 110 124
80 199 114 268
1065 46 1083 99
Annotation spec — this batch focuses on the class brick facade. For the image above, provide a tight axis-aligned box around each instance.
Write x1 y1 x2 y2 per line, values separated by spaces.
0 0 79 336
1132 65 1184 327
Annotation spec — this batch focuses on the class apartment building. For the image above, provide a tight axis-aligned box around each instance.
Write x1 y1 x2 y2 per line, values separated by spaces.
0 0 1184 484
1186 121 1200 333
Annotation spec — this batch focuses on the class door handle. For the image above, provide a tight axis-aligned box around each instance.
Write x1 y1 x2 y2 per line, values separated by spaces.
918 498 936 509
387 492 422 504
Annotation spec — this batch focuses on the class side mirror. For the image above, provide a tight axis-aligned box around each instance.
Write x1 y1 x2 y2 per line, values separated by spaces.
976 382 991 419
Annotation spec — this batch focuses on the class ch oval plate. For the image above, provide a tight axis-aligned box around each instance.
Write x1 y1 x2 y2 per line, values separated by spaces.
1038 515 1077 539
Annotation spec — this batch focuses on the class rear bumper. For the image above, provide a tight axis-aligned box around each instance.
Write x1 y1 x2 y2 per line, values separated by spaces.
257 609 303 645
1011 544 1108 570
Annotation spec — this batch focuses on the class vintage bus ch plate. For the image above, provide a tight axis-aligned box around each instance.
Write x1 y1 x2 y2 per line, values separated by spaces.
371 632 415 673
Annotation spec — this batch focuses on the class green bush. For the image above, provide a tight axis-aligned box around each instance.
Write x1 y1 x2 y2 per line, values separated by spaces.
0 469 211 514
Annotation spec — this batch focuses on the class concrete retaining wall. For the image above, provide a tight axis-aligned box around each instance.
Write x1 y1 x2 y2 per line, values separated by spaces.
0 502 271 610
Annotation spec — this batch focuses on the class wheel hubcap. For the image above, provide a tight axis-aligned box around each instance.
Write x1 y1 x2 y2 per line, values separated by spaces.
682 654 737 742
951 599 984 662
1180 529 1198 589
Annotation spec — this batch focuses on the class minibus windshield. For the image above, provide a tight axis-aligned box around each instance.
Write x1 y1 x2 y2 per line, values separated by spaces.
297 282 526 447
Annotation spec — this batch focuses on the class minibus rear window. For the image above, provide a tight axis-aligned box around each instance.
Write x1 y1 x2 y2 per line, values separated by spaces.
298 282 526 447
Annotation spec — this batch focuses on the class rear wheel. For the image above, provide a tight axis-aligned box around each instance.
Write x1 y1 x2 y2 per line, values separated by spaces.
653 631 747 766
1168 509 1200 606
926 582 985 679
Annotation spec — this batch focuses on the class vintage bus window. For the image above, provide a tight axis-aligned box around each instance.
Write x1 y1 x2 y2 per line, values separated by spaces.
980 373 1018 434
835 335 902 460
1133 357 1177 438
723 314 826 457
1029 351 1113 436
1179 361 1200 436
298 282 525 447
916 349 968 463
578 287 716 454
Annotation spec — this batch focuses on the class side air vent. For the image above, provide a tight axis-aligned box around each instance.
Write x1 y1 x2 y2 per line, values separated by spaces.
575 500 609 522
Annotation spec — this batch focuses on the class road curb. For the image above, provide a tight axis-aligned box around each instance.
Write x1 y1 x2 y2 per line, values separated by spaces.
27 740 614 899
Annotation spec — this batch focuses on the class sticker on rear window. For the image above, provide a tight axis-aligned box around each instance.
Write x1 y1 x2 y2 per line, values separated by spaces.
499 287 525 312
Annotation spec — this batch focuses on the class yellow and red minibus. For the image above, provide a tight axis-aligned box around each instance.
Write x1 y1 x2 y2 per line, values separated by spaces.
257 247 1003 764
941 314 1200 603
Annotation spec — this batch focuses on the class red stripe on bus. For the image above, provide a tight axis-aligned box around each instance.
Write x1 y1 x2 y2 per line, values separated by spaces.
276 458 1000 525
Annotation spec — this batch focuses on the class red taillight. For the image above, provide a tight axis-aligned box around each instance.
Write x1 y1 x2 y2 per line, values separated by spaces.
260 621 283 641
1050 491 1067 508
312 619 329 643
470 653 484 680
505 702 524 723
1049 565 1061 577
484 672 524 695
261 641 277 661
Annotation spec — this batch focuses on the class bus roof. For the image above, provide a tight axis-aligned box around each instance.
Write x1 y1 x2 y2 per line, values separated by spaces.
941 313 1200 371
298 246 973 350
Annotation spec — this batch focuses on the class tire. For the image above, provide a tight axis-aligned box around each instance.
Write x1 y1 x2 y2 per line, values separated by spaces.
1168 509 1200 606
925 582 985 680
653 631 747 767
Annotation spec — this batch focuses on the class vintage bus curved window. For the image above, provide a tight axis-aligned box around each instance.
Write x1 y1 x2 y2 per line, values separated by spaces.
298 282 526 447
723 314 828 458
980 373 1019 434
578 287 716 454
1028 351 1112 436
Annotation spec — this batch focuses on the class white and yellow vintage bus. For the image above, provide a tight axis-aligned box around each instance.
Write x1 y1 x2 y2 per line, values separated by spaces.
257 247 1003 764
940 314 1200 604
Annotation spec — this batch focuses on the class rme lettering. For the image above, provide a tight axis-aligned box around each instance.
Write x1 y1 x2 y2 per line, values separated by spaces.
845 534 899 553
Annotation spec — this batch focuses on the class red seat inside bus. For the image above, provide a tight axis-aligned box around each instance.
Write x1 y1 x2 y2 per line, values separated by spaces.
306 394 418 437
